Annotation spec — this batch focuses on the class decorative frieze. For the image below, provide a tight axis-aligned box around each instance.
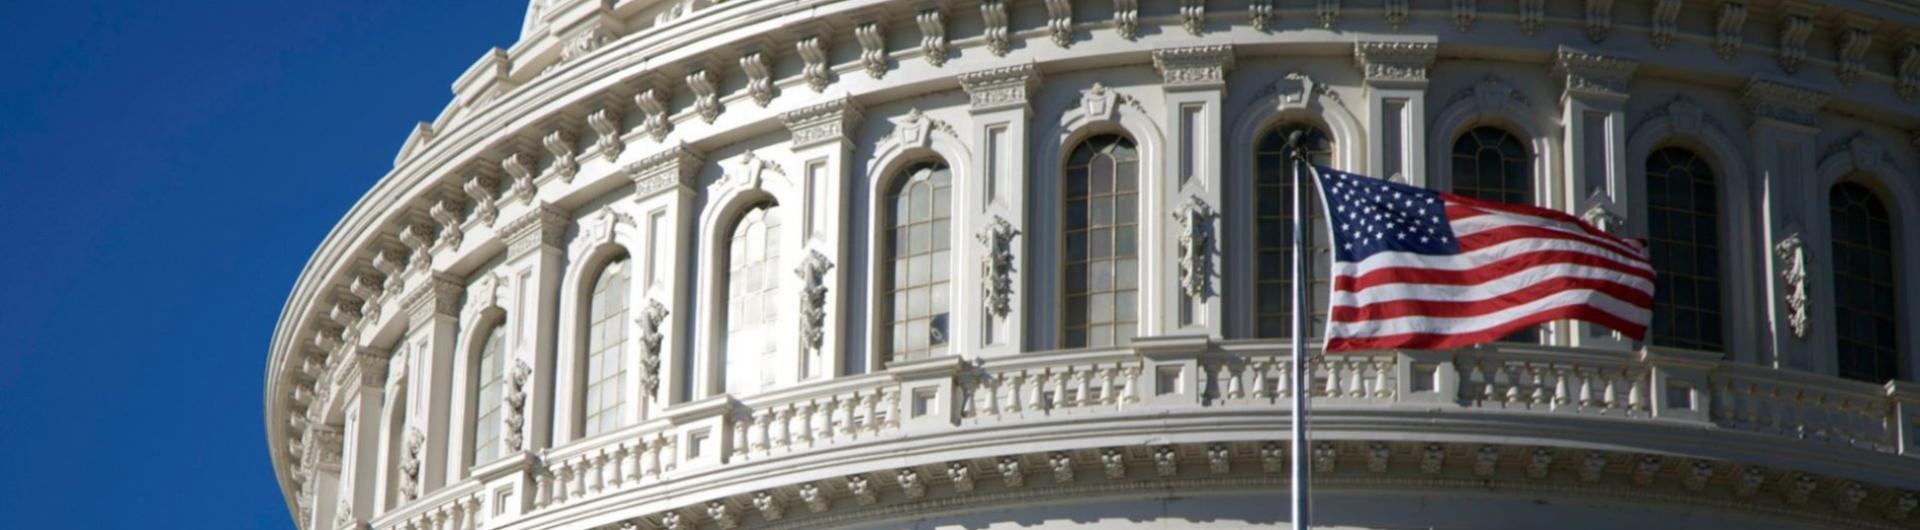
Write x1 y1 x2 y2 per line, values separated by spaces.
739 51 775 107
795 250 833 353
1714 1 1746 61
1649 0 1680 49
544 129 577 182
854 22 886 79
1774 231 1809 339
626 143 704 201
1172 197 1215 302
1114 0 1139 40
916 10 948 66
632 85 671 140
1553 47 1637 101
958 64 1039 112
797 34 831 93
587 107 623 160
977 215 1019 318
1152 45 1234 89
780 98 862 148
1741 78 1828 128
982 0 1011 57
686 69 721 123
1353 41 1437 86
1044 0 1072 47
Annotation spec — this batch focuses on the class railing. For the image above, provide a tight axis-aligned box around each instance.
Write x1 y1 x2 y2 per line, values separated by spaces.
369 340 1920 530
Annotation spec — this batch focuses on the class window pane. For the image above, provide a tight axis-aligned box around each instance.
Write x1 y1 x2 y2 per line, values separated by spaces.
1253 123 1334 339
1831 181 1899 382
883 162 954 364
584 257 630 436
1063 135 1140 348
725 204 782 393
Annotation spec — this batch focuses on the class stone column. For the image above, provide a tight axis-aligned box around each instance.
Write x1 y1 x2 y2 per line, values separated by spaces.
1553 46 1638 349
1741 78 1828 373
958 64 1039 357
1152 45 1232 336
627 144 703 409
1353 41 1436 185
305 425 343 530
401 272 462 494
338 348 388 528
500 204 569 446
782 98 862 381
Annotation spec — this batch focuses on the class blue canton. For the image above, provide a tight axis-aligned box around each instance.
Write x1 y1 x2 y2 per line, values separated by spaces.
1312 166 1460 263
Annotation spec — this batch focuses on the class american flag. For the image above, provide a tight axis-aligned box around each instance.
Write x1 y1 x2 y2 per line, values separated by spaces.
1310 165 1654 352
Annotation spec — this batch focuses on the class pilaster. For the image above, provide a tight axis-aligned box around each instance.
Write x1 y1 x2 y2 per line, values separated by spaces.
782 98 862 381
626 144 703 407
1553 46 1638 349
1741 78 1828 374
336 347 388 528
401 271 462 494
1353 41 1436 185
500 203 568 448
958 64 1038 357
1153 45 1231 337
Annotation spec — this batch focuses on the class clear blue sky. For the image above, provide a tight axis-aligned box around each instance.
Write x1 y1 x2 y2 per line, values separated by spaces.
0 1 521 527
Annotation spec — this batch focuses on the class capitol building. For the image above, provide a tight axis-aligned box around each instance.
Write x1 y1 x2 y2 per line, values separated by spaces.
265 0 1920 528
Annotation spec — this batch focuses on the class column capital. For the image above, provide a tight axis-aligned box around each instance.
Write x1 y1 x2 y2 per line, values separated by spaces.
1152 45 1234 90
1553 46 1638 102
335 345 392 391
781 97 863 149
501 201 569 257
1353 41 1437 87
1741 77 1829 129
305 424 344 474
402 272 463 324
958 63 1040 112
625 142 704 200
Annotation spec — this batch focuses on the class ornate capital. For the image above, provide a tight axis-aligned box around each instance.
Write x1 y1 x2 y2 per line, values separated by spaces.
336 346 392 390
1741 77 1828 128
1353 41 1437 86
402 272 463 322
308 424 344 473
958 64 1040 112
781 97 863 149
501 202 569 257
625 143 704 200
1553 46 1637 101
1152 45 1234 89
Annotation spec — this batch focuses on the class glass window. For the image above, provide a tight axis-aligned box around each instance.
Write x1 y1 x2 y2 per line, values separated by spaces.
725 204 781 394
1646 147 1724 351
1831 181 1900 382
884 162 952 365
1451 126 1538 343
471 321 507 466
1063 135 1140 348
584 257 630 436
1254 123 1334 339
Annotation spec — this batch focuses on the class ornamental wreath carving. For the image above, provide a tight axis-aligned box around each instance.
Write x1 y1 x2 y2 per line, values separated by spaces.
1774 232 1809 339
977 216 1019 318
1173 197 1216 301
795 251 834 352
636 299 669 398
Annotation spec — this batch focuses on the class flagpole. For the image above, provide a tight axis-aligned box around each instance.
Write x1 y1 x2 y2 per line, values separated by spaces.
1286 132 1312 530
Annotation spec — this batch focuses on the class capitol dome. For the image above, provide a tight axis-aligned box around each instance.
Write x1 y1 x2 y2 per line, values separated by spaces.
267 0 1920 529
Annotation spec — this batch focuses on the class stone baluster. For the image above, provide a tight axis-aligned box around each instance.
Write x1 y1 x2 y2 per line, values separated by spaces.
533 470 552 509
1101 365 1119 405
570 459 588 501
884 387 901 428
1051 370 1069 409
624 442 642 485
644 438 663 477
1074 369 1093 408
838 393 857 436
733 419 750 458
1250 360 1270 399
552 464 572 504
1529 364 1548 405
1276 360 1292 398
1027 371 1045 411
1227 361 1245 400
1628 369 1648 415
1323 360 1343 398
773 407 792 448
1348 359 1367 398
1481 360 1502 403
1123 365 1142 403
863 391 882 434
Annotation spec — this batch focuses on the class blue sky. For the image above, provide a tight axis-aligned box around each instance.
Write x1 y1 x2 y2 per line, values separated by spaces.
0 1 521 527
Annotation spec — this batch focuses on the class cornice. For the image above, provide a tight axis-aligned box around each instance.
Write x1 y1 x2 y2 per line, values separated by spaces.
1553 46 1638 101
957 63 1039 112
1742 77 1831 128
1353 41 1437 87
1152 45 1235 90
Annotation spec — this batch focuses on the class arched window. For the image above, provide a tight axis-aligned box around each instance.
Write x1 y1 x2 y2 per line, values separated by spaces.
1645 147 1723 351
469 321 507 467
1063 134 1140 348
725 203 781 394
1451 126 1537 342
1253 122 1333 339
884 162 952 365
1831 181 1900 382
583 257 630 436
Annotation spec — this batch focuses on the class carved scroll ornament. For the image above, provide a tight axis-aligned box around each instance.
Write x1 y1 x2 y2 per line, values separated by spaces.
1773 232 1809 339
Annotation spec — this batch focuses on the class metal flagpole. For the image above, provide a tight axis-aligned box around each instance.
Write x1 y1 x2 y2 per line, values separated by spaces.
1286 132 1312 530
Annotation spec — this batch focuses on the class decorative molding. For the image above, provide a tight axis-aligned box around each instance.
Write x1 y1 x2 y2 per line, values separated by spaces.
1262 71 1345 114
1383 0 1408 31
1044 0 1072 47
724 150 787 192
462 174 498 227
633 84 671 140
686 69 722 123
636 299 668 398
399 427 425 500
1579 190 1625 235
1774 231 1809 339
501 202 569 257
958 64 1039 112
505 358 530 451
1584 0 1613 42
795 250 833 353
627 142 705 200
1837 23 1874 85
1172 197 1215 302
1448 75 1532 115
1317 0 1339 29
1250 0 1273 32
1153 45 1234 89
981 0 1011 57
1517 0 1544 36
1353 41 1437 86
752 491 784 521
897 468 926 498
1649 0 1680 49
588 107 624 161
401 272 463 320
1777 8 1813 73
1553 47 1637 101
502 152 535 203
740 51 775 107
429 197 464 250
544 129 577 182
1740 78 1828 128
916 10 948 66
463 272 504 317
1114 0 1139 40
1180 0 1206 35
1713 1 1746 61
977 215 1019 318
781 97 863 149
398 223 435 271
855 22 887 79
880 108 955 150
797 35 831 93
1667 97 1705 135
573 208 634 258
